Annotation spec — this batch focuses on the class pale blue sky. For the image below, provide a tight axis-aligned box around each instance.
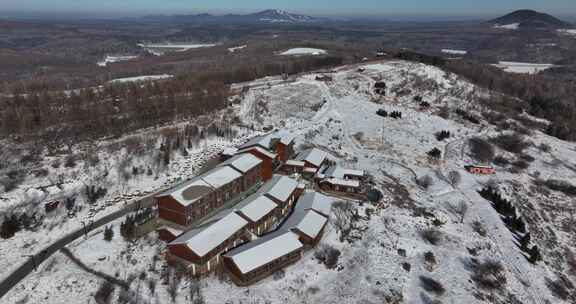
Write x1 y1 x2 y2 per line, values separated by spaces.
1 0 575 18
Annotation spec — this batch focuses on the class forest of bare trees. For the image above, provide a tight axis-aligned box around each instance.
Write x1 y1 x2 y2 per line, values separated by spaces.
0 55 344 145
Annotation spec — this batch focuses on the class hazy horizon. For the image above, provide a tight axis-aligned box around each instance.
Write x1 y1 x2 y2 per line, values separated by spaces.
1 0 575 21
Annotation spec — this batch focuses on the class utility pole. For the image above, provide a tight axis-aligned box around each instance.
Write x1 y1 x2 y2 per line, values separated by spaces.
80 221 88 239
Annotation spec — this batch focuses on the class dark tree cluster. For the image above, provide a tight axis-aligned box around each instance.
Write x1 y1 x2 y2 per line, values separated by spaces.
454 108 480 124
435 130 451 141
1 213 43 239
468 137 495 163
478 187 541 264
389 111 403 119
394 51 447 67
85 185 108 205
427 147 442 160
120 207 154 239
376 109 388 117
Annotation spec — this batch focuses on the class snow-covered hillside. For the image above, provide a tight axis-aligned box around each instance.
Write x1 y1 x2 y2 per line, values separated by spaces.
3 60 575 304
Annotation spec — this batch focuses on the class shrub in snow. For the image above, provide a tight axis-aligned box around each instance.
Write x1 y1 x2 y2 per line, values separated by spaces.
539 179 576 196
454 108 480 124
273 269 286 280
420 228 443 245
468 137 494 163
492 133 530 154
445 200 468 223
416 175 434 190
315 245 341 269
471 221 487 237
402 262 411 272
447 170 461 187
469 259 506 290
427 148 442 160
0 214 21 239
493 155 510 166
424 251 437 272
538 143 551 152
419 276 445 295
435 130 451 141
1 170 25 192
104 225 114 242
94 281 115 304
545 275 574 301
64 154 77 168
332 200 356 242
84 185 108 205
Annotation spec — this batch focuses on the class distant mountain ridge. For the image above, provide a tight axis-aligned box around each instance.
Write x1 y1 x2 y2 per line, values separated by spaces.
490 9 571 29
143 9 325 24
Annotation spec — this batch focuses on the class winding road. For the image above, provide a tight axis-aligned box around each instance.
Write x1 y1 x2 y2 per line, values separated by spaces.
0 194 156 300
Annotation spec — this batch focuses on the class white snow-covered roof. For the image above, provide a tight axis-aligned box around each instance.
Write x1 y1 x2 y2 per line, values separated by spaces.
225 231 303 274
323 178 360 188
157 177 214 207
323 166 364 179
171 212 248 257
274 130 295 145
303 167 318 173
235 194 278 223
285 160 305 167
200 166 243 189
159 226 184 237
236 146 277 160
219 153 262 173
238 131 294 151
259 175 298 203
296 191 333 217
222 147 238 156
295 148 329 167
292 210 328 239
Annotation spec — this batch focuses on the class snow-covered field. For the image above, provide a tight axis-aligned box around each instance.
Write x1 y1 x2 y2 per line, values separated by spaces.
279 48 327 56
109 74 174 83
138 43 217 55
493 23 520 30
3 59 576 304
558 29 576 37
492 61 554 74
97 55 139 67
228 45 247 53
441 49 467 55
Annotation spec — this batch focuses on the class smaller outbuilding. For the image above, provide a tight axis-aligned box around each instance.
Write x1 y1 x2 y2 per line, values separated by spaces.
294 148 329 169
465 165 495 175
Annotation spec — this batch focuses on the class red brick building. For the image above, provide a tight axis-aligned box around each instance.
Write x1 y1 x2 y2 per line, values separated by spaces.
156 158 262 227
258 175 300 215
234 193 280 236
166 212 249 276
235 146 276 181
222 231 304 286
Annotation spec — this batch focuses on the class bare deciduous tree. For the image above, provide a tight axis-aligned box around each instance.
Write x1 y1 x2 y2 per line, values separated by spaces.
417 175 434 190
447 170 461 187
446 200 469 223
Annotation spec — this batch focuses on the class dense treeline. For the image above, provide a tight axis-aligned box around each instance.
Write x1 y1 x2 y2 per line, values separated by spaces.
0 76 228 144
0 55 344 144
